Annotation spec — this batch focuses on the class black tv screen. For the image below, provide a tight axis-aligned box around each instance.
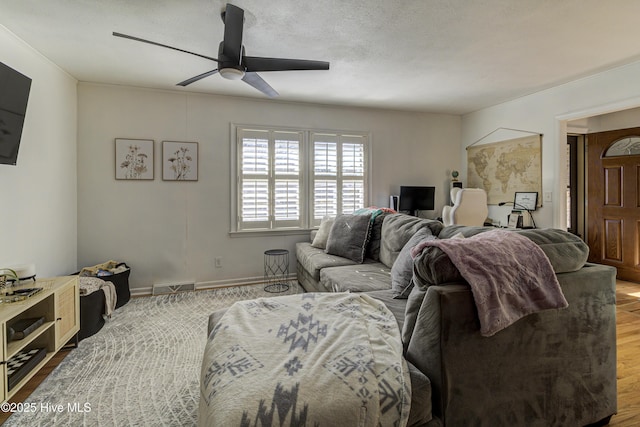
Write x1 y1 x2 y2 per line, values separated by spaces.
398 186 435 215
0 61 32 166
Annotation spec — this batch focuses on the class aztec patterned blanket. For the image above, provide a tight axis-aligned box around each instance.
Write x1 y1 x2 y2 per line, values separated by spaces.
199 292 411 427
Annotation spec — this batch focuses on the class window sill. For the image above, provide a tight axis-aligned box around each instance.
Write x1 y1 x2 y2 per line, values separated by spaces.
229 228 314 238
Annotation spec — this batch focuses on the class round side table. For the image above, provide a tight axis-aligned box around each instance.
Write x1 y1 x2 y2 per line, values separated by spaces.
264 249 290 293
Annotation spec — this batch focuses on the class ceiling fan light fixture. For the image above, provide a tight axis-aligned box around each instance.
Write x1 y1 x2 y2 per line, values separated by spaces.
219 67 245 80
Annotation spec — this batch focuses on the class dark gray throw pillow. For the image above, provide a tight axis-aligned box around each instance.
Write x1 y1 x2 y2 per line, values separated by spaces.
391 229 435 298
325 214 373 263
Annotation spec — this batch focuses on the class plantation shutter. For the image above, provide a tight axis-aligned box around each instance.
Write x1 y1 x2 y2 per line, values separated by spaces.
239 129 270 229
273 131 302 228
312 135 339 224
341 136 366 213
311 133 367 226
238 129 302 230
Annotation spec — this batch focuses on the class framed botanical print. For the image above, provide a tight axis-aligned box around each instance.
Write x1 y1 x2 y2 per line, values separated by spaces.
115 138 154 180
162 141 198 181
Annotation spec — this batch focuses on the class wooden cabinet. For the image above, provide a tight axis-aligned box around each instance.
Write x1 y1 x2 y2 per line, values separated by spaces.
0 276 79 402
55 280 79 349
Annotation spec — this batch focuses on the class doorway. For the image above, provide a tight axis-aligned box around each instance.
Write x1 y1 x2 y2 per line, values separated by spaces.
586 127 640 282
566 135 585 237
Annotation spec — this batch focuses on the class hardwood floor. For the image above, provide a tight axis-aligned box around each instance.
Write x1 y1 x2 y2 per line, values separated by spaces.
0 348 71 425
610 280 640 426
1 281 639 425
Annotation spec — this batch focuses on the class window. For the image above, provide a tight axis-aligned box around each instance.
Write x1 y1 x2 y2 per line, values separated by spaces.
238 129 303 230
234 125 369 231
311 133 367 226
604 136 640 157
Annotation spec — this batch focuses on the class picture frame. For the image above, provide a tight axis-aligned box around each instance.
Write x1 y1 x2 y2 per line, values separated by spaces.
514 191 538 211
115 138 154 180
162 141 198 181
507 213 521 228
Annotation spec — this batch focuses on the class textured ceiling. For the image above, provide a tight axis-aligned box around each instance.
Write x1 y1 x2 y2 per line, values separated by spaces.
3 0 640 114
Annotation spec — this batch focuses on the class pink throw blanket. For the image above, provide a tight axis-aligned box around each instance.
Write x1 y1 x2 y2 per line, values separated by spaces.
411 229 568 336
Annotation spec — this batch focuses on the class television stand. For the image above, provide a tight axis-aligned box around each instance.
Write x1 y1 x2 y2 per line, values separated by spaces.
0 276 79 402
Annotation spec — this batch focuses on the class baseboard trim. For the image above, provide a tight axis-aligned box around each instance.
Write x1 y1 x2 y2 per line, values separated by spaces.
130 274 297 297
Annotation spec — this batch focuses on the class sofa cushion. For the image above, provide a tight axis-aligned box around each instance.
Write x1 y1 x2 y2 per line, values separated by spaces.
325 214 372 263
363 289 432 426
365 289 407 330
320 263 391 293
379 214 443 268
295 242 358 282
413 226 591 289
391 229 436 299
438 226 589 273
311 216 334 249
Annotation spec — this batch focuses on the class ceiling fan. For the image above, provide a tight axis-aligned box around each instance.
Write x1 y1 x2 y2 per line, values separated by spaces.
113 3 329 98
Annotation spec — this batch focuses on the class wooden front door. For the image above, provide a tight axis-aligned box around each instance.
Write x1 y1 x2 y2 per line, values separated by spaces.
587 127 640 282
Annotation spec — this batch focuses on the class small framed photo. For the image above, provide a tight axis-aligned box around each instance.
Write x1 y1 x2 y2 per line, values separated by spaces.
508 213 521 228
514 191 538 211
115 138 154 180
162 141 198 181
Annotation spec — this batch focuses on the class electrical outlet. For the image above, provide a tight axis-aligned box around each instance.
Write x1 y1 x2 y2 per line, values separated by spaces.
544 192 552 203
215 257 222 268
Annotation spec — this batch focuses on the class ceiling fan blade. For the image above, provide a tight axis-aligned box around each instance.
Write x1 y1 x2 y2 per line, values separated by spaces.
113 32 219 63
177 69 219 86
243 56 330 72
241 72 278 98
221 4 244 63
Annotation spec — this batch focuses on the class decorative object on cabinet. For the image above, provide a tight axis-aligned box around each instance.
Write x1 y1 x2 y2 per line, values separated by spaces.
7 316 44 342
7 348 46 391
0 268 18 291
162 141 198 181
9 264 36 282
451 171 463 189
115 138 154 180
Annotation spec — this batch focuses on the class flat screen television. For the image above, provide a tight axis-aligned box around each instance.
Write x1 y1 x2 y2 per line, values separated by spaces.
0 61 32 166
398 186 435 216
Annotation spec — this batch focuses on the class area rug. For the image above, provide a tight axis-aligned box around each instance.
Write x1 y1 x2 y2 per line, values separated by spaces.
3 282 303 426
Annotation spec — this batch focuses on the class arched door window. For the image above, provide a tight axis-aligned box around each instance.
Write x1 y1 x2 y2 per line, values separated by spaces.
604 136 640 157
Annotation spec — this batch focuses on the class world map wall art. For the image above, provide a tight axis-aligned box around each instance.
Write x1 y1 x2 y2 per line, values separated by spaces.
466 134 542 206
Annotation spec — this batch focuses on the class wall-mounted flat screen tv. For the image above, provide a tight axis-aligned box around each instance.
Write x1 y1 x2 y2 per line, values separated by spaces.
0 61 32 166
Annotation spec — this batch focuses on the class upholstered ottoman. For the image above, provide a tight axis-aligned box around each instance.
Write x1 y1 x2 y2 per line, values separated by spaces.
200 293 413 426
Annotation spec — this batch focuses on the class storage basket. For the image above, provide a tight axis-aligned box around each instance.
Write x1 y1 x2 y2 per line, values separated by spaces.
106 262 131 308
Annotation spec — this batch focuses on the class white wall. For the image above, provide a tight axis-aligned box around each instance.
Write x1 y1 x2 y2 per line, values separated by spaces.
0 26 78 277
77 83 460 293
570 106 640 133
462 59 640 229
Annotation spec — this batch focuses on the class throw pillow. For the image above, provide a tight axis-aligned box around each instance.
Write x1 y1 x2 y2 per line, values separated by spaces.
365 213 389 261
391 229 435 299
325 214 373 263
352 208 391 261
379 214 444 268
311 216 334 249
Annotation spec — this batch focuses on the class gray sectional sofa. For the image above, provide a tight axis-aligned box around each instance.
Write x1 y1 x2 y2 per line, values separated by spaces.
294 212 617 426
